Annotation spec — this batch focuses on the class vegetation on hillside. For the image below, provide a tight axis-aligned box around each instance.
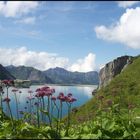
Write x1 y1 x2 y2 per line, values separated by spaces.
0 56 140 139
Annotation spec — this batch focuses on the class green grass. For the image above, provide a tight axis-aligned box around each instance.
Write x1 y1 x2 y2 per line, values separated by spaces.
69 56 140 124
1 55 140 139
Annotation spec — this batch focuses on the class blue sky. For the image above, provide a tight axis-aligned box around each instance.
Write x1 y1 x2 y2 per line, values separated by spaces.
0 1 140 72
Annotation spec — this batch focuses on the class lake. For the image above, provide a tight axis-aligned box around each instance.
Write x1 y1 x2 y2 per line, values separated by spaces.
2 84 98 120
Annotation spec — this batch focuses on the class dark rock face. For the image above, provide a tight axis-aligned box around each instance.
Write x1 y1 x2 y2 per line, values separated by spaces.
99 55 133 88
6 66 99 85
44 67 99 85
0 64 15 80
6 65 53 84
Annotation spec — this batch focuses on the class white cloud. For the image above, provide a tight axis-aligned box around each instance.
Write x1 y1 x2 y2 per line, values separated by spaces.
95 7 140 49
0 1 38 18
0 47 97 72
69 53 96 72
117 1 139 8
0 47 69 71
16 17 36 24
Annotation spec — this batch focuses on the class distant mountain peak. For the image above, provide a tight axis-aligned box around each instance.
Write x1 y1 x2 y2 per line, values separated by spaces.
0 64 15 80
5 65 99 85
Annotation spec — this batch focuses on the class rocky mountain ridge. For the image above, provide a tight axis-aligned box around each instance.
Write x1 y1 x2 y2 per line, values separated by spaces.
5 65 99 85
99 55 133 88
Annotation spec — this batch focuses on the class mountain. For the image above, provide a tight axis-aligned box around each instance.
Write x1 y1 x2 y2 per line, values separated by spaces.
43 67 99 85
6 65 53 84
0 64 15 80
70 55 140 124
5 66 99 85
99 55 133 88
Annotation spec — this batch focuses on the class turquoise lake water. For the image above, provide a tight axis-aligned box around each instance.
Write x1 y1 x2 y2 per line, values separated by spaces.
2 84 98 119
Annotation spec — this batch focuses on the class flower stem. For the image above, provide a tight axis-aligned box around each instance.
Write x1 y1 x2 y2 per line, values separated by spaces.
47 96 52 127
37 105 40 128
14 92 19 120
7 102 14 127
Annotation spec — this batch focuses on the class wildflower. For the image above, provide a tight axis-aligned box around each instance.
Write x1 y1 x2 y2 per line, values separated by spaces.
57 95 66 102
65 96 71 102
40 86 50 91
59 92 64 96
12 88 18 92
34 102 39 106
98 95 104 101
27 96 35 100
0 86 3 92
2 80 14 86
3 97 11 102
36 88 41 92
69 98 77 103
51 96 56 101
106 99 113 106
51 88 55 93
36 91 45 98
128 103 135 110
67 93 72 97
44 89 53 96
28 90 33 93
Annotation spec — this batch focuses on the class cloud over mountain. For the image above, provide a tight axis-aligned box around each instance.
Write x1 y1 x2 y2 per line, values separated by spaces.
0 47 96 72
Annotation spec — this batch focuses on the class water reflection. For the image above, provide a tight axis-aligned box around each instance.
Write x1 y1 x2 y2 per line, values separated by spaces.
2 85 97 118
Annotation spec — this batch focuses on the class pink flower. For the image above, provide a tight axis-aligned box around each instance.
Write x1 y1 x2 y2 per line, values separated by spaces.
51 96 56 101
40 86 50 91
65 96 71 102
37 91 45 97
2 80 14 86
0 86 3 92
3 97 11 102
2 80 9 84
106 99 113 106
44 89 52 96
98 95 104 101
67 93 72 97
69 98 77 103
34 102 39 106
28 90 33 93
12 88 18 92
51 88 55 93
59 92 64 97
27 96 35 100
57 95 66 102
36 88 41 92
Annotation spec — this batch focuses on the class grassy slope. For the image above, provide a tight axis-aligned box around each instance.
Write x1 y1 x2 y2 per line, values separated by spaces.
70 56 140 123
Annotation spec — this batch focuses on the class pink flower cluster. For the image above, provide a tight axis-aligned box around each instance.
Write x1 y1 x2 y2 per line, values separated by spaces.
56 92 77 103
1 80 14 86
35 86 55 98
12 88 18 92
3 97 11 102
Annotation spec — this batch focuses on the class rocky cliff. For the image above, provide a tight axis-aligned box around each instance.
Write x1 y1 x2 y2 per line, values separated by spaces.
6 65 53 84
0 64 15 80
6 66 99 85
44 67 99 85
99 55 133 88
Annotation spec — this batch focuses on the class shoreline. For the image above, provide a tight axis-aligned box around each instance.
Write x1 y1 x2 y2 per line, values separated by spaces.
31 83 99 87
